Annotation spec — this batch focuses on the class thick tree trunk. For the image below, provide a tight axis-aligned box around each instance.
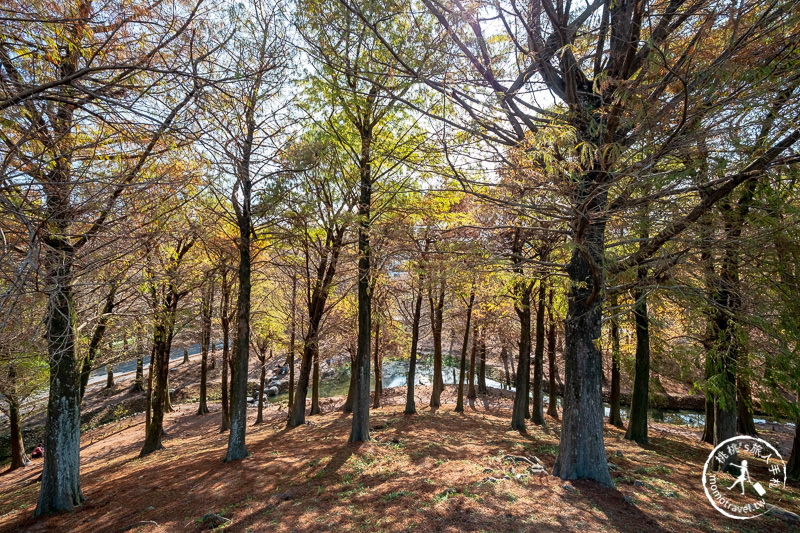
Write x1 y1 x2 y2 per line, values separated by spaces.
546 290 559 419
310 349 321 415
350 129 373 444
36 248 85 516
531 282 546 426
372 320 382 409
198 275 213 415
608 297 624 428
226 215 252 462
456 291 475 412
291 338 316 426
405 274 424 414
429 279 445 408
343 350 356 414
255 357 266 425
552 186 612 486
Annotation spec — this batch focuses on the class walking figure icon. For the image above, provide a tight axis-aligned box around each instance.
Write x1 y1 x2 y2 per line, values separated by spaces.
727 460 766 497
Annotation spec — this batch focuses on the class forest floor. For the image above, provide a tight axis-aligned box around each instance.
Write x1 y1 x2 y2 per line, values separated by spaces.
1 385 799 532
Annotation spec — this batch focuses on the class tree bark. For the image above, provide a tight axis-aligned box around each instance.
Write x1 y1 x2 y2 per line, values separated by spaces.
511 229 532 431
405 271 424 414
198 274 214 415
736 360 757 436
531 281 546 426
500 345 511 388
608 297 624 428
220 270 232 432
546 290 559 419
350 123 373 444
372 319 382 409
183 347 189 364
455 290 475 412
287 275 297 419
7 364 28 471
79 283 117 402
36 244 85 515
551 177 612 486
478 331 487 395
310 349 321 415
255 356 266 425
625 272 650 444
467 323 478 400
428 278 445 408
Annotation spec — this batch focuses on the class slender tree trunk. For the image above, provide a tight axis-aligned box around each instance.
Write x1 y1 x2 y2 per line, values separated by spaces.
310 348 321 415
478 332 487 395
133 343 145 393
531 281 546 426
429 279 445 408
146 342 154 433
350 126 373 444
210 341 216 370
372 320 382 409
500 345 511 388
344 351 356 414
625 266 650 444
141 294 179 456
608 297 624 428
7 364 27 470
511 281 532 431
287 275 297 419
552 177 612 486
546 290 559 419
79 283 117 401
255 356 266 425
106 363 114 389
183 347 189 364
198 275 214 415
405 273 424 414
467 323 478 400
456 290 475 412
220 271 232 432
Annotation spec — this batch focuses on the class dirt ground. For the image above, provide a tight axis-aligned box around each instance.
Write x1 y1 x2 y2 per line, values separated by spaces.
1 385 798 533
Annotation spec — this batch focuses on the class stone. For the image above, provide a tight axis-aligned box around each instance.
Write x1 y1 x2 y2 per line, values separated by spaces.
767 505 800 525
267 386 279 397
201 513 230 529
562 483 577 494
633 480 644 487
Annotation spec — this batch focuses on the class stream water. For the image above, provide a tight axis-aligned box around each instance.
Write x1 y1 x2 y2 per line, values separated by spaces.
266 358 794 429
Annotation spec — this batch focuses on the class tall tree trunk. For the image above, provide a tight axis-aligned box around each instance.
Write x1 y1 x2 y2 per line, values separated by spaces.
608 296 624 428
625 273 650 444
183 347 189 364
372 320 382 409
350 125 373 444
552 178 612 486
531 281 546 426
198 274 214 415
405 273 424 414
546 290 559 419
133 326 145 393
226 207 252 462
255 356 266 425
36 245 85 515
455 290 475 413
145 342 155 434
429 278 445 408
79 283 118 402
6 364 28 471
219 269 232 432
310 348 321 415
287 275 297 419
467 323 478 400
511 229 532 431
141 293 179 456
478 331 487 395
210 341 216 370
344 348 356 414
500 345 511 388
